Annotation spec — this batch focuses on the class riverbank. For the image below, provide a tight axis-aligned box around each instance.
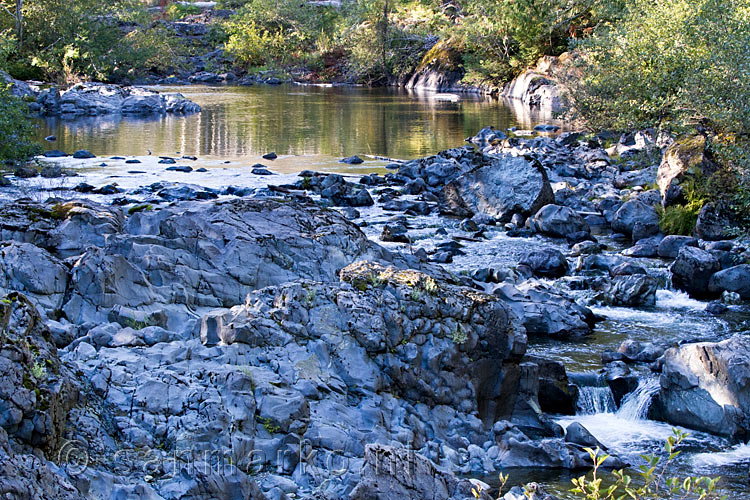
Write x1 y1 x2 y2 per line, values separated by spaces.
1 120 750 499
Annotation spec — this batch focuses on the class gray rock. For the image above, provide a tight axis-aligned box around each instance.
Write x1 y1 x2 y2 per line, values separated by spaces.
518 248 569 278
658 235 698 259
599 275 658 307
494 281 597 338
611 200 659 238
708 265 750 299
532 204 590 239
654 335 750 440
40 83 200 117
72 150 96 159
670 246 721 298
442 154 553 222
656 135 714 206
349 444 476 500
695 202 734 241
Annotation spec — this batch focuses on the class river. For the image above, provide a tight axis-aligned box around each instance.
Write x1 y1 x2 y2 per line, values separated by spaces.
27 84 750 498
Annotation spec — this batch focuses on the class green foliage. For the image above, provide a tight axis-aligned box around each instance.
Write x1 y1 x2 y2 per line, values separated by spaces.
31 360 47 381
569 0 750 134
128 204 153 215
571 429 726 500
165 2 202 19
223 0 339 69
0 85 39 161
257 416 281 434
657 202 702 236
0 0 184 83
303 287 316 307
450 325 467 345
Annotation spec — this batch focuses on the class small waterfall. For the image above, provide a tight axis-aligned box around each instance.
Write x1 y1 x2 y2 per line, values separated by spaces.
617 377 661 421
571 372 616 415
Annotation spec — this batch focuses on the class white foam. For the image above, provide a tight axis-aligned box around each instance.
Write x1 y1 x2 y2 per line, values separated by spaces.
655 289 706 310
692 443 750 468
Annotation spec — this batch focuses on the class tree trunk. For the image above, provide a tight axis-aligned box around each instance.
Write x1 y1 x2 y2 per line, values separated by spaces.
381 0 388 79
15 0 23 51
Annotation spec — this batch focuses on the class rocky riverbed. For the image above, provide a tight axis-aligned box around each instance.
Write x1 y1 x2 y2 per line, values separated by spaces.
1 125 750 499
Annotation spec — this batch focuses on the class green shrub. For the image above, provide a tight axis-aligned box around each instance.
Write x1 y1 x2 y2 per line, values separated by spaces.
657 202 702 236
568 0 750 134
0 85 40 162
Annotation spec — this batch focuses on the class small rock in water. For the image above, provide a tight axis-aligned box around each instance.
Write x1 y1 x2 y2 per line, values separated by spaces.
706 301 728 315
43 150 68 158
182 155 198 161
14 166 39 178
262 152 278 160
251 168 275 176
125 159 142 164
73 150 96 159
340 155 364 164
99 163 108 167
341 207 360 220
380 224 409 243
128 171 146 174
45 135 57 142
166 166 193 173
196 167 208 172
432 251 453 263
94 184 122 195
159 158 177 164
0 175 12 186
533 124 561 132
110 156 126 160
73 182 95 193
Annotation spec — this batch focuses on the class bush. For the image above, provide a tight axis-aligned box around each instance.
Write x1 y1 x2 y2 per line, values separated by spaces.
568 0 750 134
223 0 339 69
657 202 702 236
0 0 184 83
0 85 40 162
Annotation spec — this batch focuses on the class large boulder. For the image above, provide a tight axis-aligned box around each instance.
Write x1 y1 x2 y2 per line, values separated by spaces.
532 204 590 239
657 235 698 259
656 134 715 206
708 265 750 299
654 336 750 440
611 200 659 238
442 154 553 222
0 242 69 313
54 199 409 331
670 246 721 298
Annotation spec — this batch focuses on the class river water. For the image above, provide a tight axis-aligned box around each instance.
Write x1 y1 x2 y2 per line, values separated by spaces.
27 84 750 498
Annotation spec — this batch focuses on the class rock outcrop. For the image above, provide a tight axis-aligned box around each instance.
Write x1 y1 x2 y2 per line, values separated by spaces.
36 83 201 117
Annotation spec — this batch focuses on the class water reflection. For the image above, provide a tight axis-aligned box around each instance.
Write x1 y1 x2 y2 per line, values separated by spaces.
33 85 561 161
